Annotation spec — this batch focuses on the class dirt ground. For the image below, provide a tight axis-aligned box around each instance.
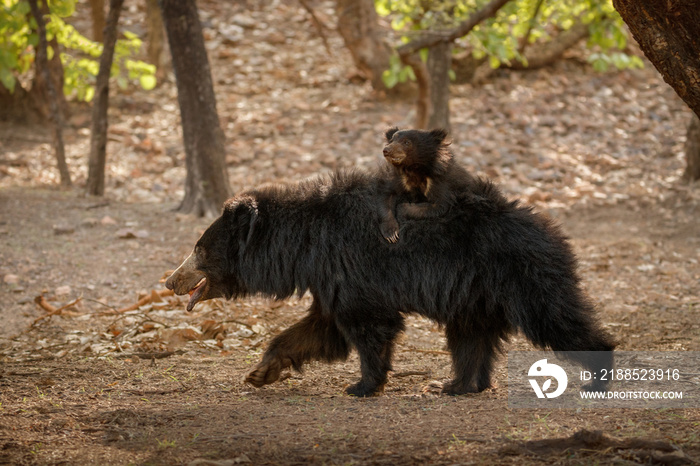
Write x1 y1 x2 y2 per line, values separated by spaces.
2 1 700 464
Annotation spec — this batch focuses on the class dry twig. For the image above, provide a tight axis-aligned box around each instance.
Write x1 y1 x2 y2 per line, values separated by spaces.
32 295 82 326
98 289 175 316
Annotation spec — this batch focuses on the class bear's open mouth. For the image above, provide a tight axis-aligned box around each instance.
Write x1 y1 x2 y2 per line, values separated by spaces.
186 277 207 312
385 154 405 166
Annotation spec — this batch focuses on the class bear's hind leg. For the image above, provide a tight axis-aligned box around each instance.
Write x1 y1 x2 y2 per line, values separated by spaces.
442 320 504 395
245 299 349 388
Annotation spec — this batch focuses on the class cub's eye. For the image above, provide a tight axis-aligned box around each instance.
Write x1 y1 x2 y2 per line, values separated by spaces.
402 139 411 147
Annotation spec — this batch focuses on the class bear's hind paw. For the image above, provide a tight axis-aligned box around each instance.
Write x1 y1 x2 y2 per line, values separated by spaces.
439 380 481 396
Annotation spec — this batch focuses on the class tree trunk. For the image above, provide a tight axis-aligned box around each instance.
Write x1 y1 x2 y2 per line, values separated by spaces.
145 0 169 82
400 53 430 129
30 1 67 119
27 0 71 187
336 0 409 95
88 0 106 42
612 0 700 119
683 114 700 182
161 0 230 217
86 0 124 196
427 40 452 131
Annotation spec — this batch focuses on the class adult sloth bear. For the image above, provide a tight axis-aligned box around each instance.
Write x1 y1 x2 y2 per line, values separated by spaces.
165 169 615 397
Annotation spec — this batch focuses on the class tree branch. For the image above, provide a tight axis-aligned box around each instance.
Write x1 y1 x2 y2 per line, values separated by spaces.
397 0 512 57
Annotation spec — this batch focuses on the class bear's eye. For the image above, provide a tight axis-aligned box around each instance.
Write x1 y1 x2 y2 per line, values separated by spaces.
402 139 411 147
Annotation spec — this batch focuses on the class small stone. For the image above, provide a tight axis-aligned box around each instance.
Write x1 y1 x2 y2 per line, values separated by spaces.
53 224 75 235
81 218 99 228
116 229 149 239
3 274 19 284
101 216 117 225
56 285 72 296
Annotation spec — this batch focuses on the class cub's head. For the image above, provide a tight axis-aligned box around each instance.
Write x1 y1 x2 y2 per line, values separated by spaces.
165 196 258 311
383 127 451 173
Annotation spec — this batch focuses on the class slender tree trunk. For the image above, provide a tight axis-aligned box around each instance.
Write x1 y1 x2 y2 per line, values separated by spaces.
683 114 700 182
400 53 430 129
30 1 67 119
161 0 230 217
336 0 409 95
88 0 106 42
145 0 169 82
427 40 452 131
27 0 71 187
86 0 124 196
612 0 700 119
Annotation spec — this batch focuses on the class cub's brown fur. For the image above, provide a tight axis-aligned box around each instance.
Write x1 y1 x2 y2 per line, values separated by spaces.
378 127 474 242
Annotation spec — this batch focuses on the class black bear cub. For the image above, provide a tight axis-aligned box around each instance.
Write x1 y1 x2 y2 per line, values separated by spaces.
378 127 473 243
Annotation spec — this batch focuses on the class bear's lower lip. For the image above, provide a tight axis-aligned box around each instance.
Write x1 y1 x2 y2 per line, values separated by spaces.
186 278 207 312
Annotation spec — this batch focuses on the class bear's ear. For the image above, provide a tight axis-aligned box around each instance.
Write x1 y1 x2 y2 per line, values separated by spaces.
385 127 399 142
429 128 448 144
224 195 259 255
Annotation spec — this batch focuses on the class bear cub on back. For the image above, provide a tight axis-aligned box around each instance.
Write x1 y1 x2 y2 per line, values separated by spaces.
378 127 474 242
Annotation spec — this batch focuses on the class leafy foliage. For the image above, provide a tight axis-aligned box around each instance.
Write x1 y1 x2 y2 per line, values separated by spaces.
0 0 156 101
377 0 643 88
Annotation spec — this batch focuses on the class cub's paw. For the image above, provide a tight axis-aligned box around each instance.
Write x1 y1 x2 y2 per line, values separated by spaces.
345 381 384 397
386 231 400 244
245 358 285 388
380 222 400 244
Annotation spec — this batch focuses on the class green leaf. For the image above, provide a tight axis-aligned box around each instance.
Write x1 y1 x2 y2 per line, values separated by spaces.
382 69 399 89
0 68 17 92
419 47 428 63
84 85 95 102
139 74 156 90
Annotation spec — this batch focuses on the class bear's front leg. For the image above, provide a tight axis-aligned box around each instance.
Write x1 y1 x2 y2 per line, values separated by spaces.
344 345 389 397
245 347 293 388
245 298 350 388
340 316 403 397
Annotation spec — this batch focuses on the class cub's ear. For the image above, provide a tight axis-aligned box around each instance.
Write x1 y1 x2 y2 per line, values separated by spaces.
429 128 448 144
385 127 399 142
223 195 259 255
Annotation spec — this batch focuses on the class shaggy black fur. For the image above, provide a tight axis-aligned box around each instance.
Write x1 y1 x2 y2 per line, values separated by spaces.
377 127 474 243
166 169 616 397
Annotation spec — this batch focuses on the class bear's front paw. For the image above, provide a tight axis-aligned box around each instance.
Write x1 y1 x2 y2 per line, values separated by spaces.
345 381 384 397
245 358 284 387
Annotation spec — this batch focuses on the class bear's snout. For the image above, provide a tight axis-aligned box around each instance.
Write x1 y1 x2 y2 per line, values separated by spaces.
165 250 204 296
164 273 176 291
